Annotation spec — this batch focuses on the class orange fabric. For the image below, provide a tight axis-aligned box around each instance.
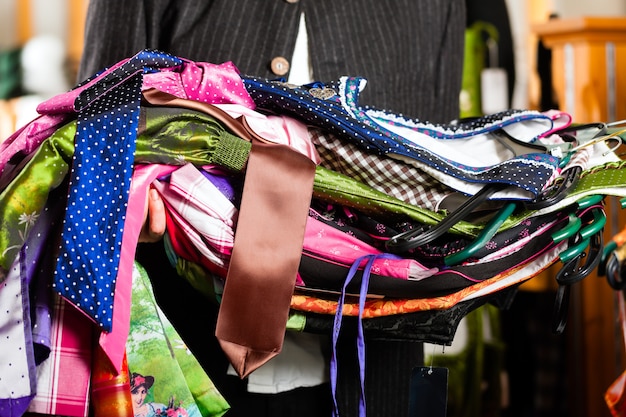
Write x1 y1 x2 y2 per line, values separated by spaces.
90 349 133 417
289 250 558 317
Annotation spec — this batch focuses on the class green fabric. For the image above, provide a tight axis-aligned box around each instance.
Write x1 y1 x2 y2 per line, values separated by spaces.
0 121 75 269
577 159 626 191
286 312 307 332
129 262 230 417
0 107 251 272
136 106 250 171
500 159 626 231
313 165 483 237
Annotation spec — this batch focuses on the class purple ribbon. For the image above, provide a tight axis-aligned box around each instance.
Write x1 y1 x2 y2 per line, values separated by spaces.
330 253 401 417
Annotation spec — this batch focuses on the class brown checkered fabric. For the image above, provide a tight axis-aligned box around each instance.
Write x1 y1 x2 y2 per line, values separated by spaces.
310 128 451 211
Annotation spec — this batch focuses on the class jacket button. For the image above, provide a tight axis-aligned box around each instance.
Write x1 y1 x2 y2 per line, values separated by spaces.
270 56 290 76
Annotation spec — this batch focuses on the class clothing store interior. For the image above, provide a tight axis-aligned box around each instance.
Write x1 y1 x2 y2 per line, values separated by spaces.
4 1 626 417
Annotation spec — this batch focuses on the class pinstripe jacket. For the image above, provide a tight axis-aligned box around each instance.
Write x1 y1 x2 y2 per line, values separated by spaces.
78 0 465 122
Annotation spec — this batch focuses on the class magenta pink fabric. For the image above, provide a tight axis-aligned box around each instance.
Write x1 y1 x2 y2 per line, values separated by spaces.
142 60 255 108
1 58 254 183
157 163 435 286
98 164 177 374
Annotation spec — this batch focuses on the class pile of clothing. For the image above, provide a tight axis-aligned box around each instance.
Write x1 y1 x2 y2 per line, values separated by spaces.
1 49 626 416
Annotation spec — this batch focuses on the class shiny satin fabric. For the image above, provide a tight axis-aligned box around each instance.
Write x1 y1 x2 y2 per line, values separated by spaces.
141 90 318 378
0 122 74 271
215 138 316 378
90 351 133 417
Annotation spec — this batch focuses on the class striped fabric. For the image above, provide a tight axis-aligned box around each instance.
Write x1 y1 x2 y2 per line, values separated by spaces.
26 294 93 417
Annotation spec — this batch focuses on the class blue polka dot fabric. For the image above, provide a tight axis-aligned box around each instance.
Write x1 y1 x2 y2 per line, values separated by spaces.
242 76 561 198
53 50 182 332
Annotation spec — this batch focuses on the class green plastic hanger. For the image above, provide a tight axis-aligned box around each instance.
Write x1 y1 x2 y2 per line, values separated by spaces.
443 201 517 266
558 207 606 263
551 195 603 244
443 194 606 266
551 213 581 244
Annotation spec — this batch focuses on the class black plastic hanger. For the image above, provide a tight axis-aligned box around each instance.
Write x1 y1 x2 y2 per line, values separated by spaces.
551 230 603 334
385 183 507 253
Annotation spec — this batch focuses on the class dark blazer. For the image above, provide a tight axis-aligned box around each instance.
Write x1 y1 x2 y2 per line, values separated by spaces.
79 0 465 122
83 2 467 416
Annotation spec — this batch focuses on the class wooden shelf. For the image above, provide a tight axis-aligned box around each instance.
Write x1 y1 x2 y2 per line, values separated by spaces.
534 17 626 417
534 16 626 123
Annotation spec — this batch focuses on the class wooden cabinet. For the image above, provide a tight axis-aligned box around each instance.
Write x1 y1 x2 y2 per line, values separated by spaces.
534 17 626 123
534 17 626 417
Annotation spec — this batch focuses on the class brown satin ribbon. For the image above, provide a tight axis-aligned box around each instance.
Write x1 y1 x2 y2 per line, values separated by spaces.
142 89 254 141
216 138 316 378
143 89 317 378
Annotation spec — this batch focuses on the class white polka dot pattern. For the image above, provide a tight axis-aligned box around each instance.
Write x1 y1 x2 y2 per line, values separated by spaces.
54 73 142 332
0 252 34 409
53 51 183 332
242 76 561 198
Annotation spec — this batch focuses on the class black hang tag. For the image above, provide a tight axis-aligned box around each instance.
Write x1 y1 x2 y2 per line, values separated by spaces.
408 366 448 417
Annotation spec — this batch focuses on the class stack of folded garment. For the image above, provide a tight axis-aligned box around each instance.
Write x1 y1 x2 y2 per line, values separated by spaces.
2 49 626 416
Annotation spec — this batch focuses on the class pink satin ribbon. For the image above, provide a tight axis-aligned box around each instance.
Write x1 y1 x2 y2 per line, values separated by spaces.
99 164 177 373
